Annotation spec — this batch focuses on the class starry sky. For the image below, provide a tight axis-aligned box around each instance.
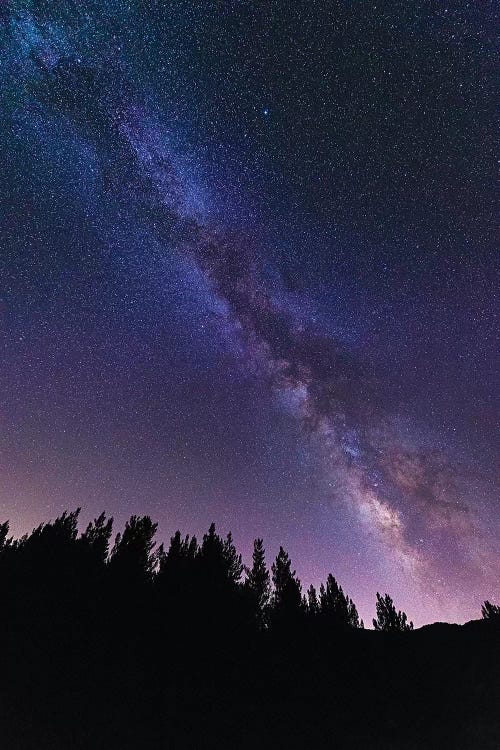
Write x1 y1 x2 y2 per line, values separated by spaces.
1 1 498 626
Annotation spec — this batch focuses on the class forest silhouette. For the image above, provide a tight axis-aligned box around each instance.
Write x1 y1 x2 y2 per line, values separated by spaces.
1 510 499 749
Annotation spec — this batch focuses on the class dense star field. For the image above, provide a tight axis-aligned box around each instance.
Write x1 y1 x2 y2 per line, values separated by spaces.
0 1 498 626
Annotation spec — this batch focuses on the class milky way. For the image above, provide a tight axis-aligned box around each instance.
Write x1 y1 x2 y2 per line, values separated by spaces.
1 2 498 625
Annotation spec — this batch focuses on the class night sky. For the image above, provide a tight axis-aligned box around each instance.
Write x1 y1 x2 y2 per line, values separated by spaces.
1 1 498 626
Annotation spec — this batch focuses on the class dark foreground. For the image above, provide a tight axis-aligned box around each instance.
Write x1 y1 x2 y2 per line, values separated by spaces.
0 512 498 749
2 615 499 749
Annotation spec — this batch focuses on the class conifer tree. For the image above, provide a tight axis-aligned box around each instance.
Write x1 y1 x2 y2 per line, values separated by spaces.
347 598 364 629
481 600 500 620
373 592 413 632
159 531 198 574
223 531 244 585
110 515 159 582
0 521 11 551
245 538 271 627
270 546 302 623
157 531 199 615
81 512 113 565
199 523 242 587
319 574 363 628
307 584 320 617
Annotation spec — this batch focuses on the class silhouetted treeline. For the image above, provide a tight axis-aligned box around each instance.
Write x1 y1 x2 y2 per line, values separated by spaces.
0 510 498 749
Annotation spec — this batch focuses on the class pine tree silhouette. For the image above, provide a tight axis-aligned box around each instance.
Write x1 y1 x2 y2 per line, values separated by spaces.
109 515 159 583
481 600 500 620
319 574 363 629
307 584 319 616
270 546 303 624
223 531 244 585
245 538 271 628
81 512 113 565
0 521 11 551
158 530 198 585
199 522 243 588
372 593 413 632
